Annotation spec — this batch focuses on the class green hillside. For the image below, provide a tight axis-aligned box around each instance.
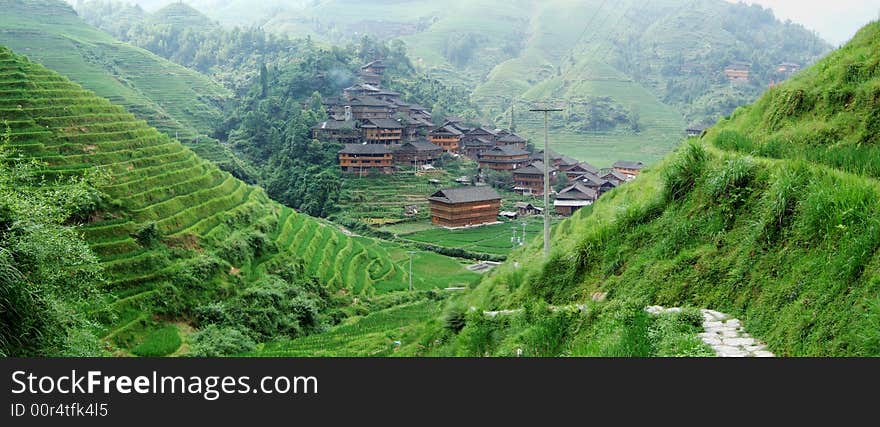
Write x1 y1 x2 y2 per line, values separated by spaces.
148 2 214 27
0 45 474 355
438 21 880 356
0 0 250 176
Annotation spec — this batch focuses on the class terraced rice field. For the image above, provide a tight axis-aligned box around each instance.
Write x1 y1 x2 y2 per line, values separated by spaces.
251 300 443 357
0 0 242 172
0 45 433 346
339 171 459 224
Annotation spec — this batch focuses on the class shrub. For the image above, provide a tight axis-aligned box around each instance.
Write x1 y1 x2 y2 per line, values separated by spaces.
188 325 256 357
442 302 468 333
133 222 161 247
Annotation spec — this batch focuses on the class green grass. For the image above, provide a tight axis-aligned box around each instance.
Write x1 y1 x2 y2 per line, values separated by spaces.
131 325 182 357
402 216 551 256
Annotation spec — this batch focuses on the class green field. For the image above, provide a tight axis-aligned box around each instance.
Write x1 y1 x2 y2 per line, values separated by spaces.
0 45 477 352
401 217 550 256
0 0 246 173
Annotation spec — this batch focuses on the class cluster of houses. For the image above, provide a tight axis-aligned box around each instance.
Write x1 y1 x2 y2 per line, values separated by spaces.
427 160 645 228
319 60 650 228
723 61 801 84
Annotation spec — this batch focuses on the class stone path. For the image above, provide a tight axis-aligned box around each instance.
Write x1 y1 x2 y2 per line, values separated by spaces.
646 306 774 358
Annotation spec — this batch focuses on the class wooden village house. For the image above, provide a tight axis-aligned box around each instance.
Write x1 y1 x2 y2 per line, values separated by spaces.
478 145 530 171
338 144 394 175
311 119 360 144
513 161 556 196
428 123 464 153
613 161 646 178
393 140 443 166
554 183 597 216
362 118 403 144
428 186 502 228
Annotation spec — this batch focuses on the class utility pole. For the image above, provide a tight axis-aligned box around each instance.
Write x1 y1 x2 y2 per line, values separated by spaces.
530 107 563 258
521 221 527 246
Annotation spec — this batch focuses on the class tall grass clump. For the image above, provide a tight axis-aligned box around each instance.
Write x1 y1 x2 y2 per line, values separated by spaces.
758 161 810 243
663 141 708 202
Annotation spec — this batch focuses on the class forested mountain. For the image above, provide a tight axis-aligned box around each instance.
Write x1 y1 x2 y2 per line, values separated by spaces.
75 0 830 166
417 21 880 357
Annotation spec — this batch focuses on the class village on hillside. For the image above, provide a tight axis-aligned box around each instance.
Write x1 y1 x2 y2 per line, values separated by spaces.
313 60 648 229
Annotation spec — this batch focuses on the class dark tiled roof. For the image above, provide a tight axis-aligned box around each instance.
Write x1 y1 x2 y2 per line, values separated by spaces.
514 161 553 175
344 83 381 93
613 160 646 170
348 96 394 107
601 170 628 181
362 118 404 129
429 186 501 204
579 172 607 186
480 145 529 157
312 119 357 131
431 125 464 136
395 140 442 153
557 183 598 200
339 144 392 155
497 132 526 143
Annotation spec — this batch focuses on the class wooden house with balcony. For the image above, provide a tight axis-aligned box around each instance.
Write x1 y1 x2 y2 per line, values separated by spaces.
478 145 530 171
513 161 556 196
338 144 394 175
311 119 360 144
393 140 443 166
579 172 617 195
562 162 600 182
428 123 464 153
495 130 527 149
428 186 502 228
361 60 387 76
349 96 397 120
554 183 597 216
362 118 403 144
613 160 645 178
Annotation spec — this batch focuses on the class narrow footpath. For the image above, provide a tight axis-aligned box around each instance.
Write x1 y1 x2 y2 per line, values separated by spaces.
646 306 775 357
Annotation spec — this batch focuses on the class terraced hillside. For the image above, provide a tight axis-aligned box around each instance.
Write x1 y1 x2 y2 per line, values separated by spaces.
0 0 248 176
0 45 445 351
454 21 880 356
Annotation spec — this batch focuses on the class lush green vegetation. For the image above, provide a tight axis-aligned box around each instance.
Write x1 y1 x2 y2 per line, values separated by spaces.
429 21 880 357
0 46 477 356
131 325 181 357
